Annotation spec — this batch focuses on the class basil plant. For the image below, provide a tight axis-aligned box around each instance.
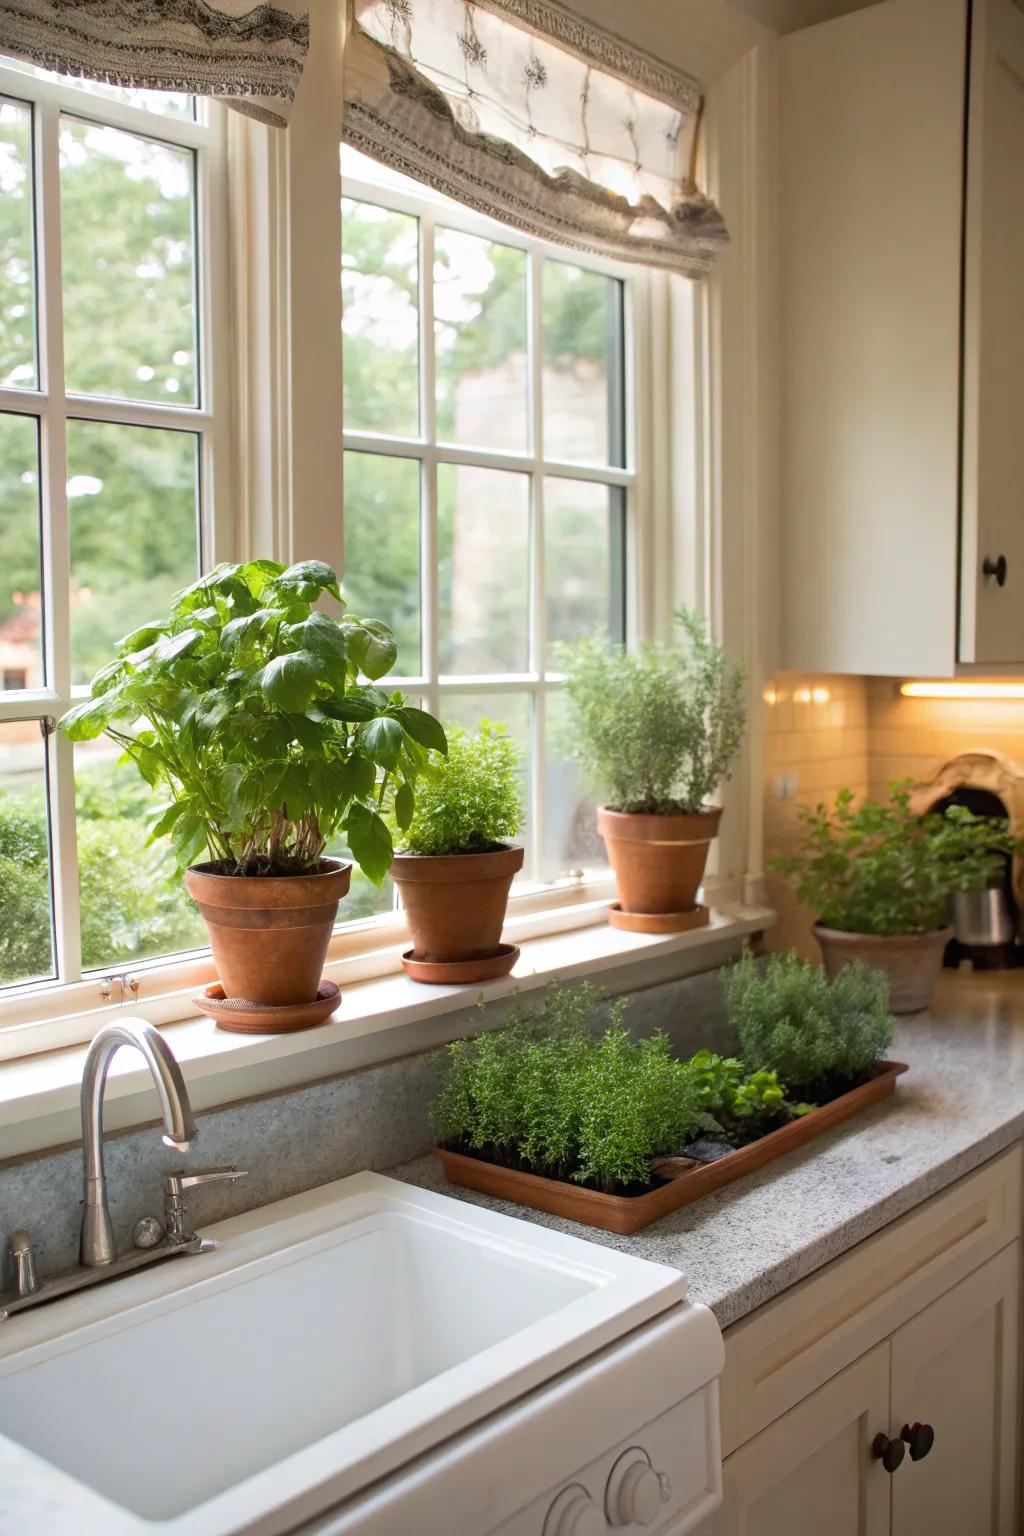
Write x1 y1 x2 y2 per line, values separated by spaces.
61 560 446 884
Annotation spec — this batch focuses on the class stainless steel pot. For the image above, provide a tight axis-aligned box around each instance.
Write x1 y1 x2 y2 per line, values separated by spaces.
948 885 1016 946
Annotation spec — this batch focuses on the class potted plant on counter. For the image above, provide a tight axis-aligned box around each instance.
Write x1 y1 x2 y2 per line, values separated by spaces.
562 609 745 932
391 720 524 983
773 785 1021 1012
61 559 446 1030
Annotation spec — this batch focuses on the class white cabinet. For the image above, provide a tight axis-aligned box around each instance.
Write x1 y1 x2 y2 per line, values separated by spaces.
715 1345 892 1536
890 1246 1020 1536
713 1242 1021 1536
780 0 1024 675
713 1150 1023 1536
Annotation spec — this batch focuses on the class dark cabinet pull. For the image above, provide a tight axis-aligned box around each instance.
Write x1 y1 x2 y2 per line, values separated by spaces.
901 1422 936 1462
983 555 1008 586
872 1432 906 1473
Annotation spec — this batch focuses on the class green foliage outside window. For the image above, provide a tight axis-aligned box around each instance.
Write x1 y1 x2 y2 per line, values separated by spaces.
773 784 1023 935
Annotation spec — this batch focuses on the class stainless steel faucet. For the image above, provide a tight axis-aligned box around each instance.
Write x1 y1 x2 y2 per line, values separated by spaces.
1 1019 247 1320
81 1019 197 1267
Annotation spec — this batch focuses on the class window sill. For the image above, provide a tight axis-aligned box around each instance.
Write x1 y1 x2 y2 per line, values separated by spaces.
0 902 774 1161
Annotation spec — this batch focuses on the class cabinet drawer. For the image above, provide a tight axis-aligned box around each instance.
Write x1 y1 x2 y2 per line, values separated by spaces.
719 1144 1022 1454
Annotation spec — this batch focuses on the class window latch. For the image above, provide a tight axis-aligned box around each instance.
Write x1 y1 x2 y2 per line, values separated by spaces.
99 973 141 1006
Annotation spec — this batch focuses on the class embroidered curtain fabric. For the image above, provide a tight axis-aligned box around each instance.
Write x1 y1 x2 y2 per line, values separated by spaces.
0 0 309 126
344 0 727 277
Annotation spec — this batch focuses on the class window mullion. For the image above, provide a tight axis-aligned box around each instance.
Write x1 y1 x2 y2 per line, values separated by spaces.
420 209 440 719
527 248 545 884
35 97 83 984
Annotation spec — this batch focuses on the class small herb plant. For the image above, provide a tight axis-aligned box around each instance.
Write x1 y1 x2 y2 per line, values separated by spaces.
432 983 708 1193
689 1050 814 1131
60 560 447 883
774 784 1021 935
399 721 523 856
560 607 746 815
723 949 893 1097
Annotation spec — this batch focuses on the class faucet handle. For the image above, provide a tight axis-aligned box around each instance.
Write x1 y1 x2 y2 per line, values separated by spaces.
164 1166 247 1196
163 1167 248 1245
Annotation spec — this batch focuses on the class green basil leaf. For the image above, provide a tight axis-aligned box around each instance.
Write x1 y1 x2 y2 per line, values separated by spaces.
394 780 415 832
342 619 398 681
275 560 342 603
282 611 347 660
361 715 404 770
258 650 322 712
336 752 376 802
59 694 116 742
345 802 394 885
322 686 389 722
391 706 448 755
147 799 189 843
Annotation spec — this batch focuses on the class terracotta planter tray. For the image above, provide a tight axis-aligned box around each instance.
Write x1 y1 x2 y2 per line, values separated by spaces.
434 1060 909 1235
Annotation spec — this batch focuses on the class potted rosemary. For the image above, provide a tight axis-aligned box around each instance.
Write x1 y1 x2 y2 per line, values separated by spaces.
61 560 446 1027
561 609 745 932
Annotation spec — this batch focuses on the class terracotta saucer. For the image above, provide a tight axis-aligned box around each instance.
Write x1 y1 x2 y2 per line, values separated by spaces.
607 903 710 935
195 980 341 1035
401 944 520 985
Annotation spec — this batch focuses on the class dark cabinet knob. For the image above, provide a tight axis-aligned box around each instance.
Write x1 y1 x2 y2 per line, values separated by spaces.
872 1432 906 1473
983 554 1008 586
901 1422 936 1462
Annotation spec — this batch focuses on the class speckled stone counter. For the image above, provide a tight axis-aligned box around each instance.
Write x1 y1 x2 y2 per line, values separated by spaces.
392 970 1024 1329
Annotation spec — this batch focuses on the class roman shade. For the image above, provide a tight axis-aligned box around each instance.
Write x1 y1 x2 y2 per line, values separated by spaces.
343 0 728 277
0 0 309 127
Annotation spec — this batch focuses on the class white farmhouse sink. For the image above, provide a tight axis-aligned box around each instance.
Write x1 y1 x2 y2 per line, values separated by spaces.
0 1172 701 1536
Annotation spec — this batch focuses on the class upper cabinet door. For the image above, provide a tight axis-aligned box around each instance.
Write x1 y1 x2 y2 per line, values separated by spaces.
960 0 1024 663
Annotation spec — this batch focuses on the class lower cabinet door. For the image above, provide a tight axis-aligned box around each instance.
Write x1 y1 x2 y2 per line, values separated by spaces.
889 1241 1021 1536
713 1343 892 1536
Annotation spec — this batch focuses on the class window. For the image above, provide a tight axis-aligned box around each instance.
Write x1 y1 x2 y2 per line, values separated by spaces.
340 148 633 908
0 61 229 999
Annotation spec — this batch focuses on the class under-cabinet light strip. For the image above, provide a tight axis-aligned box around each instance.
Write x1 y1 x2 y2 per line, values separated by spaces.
900 681 1024 700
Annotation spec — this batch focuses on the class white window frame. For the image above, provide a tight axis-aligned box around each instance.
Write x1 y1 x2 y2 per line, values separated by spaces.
340 159 644 898
0 83 663 1059
0 65 233 1048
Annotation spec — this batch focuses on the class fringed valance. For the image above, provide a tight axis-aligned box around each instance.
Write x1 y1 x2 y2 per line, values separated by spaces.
0 0 309 126
344 0 728 277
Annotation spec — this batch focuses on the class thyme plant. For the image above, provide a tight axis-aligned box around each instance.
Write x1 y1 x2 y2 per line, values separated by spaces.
560 608 746 815
723 949 893 1095
773 784 1022 935
432 983 708 1193
60 560 447 882
399 721 523 855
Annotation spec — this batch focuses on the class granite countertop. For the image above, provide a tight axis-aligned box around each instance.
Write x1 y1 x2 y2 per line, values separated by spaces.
392 969 1024 1329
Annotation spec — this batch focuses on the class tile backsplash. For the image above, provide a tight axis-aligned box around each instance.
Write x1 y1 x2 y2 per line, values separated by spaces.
764 672 1024 955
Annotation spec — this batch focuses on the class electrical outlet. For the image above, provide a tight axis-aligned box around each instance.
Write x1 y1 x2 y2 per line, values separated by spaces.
773 772 799 799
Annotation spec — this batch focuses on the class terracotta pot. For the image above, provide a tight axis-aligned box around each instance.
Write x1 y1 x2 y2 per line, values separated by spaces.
390 845 524 972
596 805 722 927
184 860 351 1007
813 923 953 1014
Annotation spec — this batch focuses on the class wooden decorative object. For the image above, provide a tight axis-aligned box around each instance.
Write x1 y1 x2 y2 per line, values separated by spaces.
909 750 1024 906
434 1061 908 1235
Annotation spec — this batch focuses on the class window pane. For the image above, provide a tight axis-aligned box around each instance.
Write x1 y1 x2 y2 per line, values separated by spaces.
343 451 421 674
75 739 206 971
435 229 528 451
544 478 626 663
542 261 624 467
67 421 199 685
0 413 43 691
60 118 196 403
341 197 419 438
0 99 36 389
544 689 606 881
438 464 529 675
0 723 54 986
